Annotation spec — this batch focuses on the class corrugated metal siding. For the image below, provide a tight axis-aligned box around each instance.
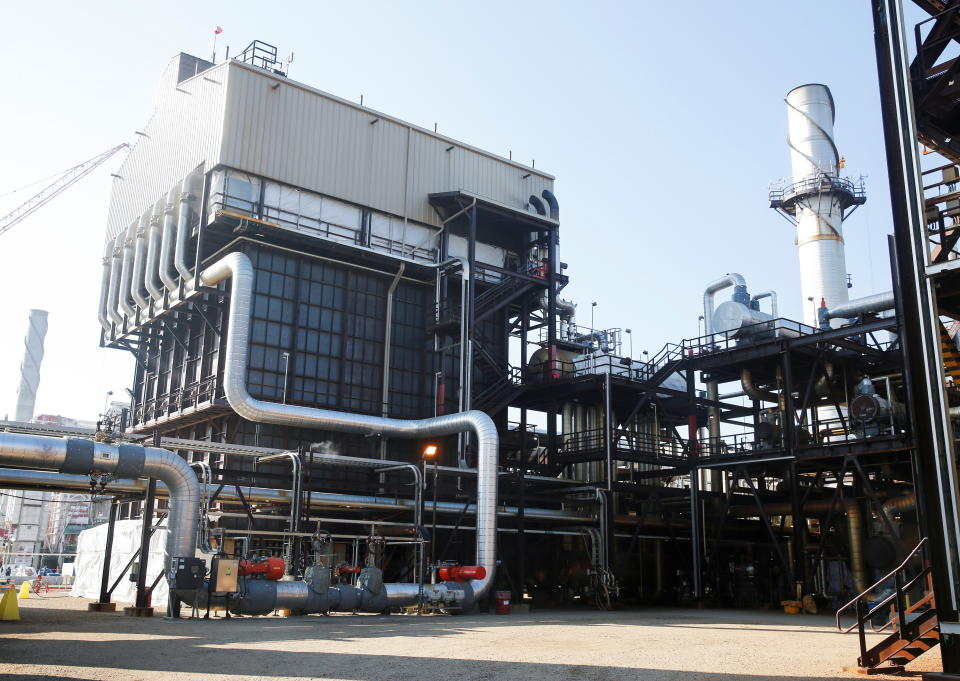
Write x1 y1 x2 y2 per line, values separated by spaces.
219 63 553 227
104 55 230 242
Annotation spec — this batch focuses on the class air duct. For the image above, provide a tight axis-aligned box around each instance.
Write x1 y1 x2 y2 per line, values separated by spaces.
105 237 124 326
130 214 151 310
144 204 165 301
97 243 118 331
159 190 180 292
823 290 895 322
117 222 136 319
541 190 559 220
13 309 49 423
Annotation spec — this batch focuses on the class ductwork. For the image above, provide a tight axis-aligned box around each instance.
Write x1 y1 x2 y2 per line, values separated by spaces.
740 368 778 404
824 290 895 321
0 432 200 565
159 191 180 292
144 204 164 301
541 189 559 220
130 214 151 310
528 195 547 216
174 182 195 282
703 273 747 335
117 222 136 319
106 238 124 326
194 251 499 602
97 243 117 331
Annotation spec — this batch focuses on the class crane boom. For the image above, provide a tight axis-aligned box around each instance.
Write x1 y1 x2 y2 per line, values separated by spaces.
0 143 128 237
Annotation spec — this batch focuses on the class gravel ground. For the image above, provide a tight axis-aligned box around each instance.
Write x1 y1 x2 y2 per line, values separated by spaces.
0 596 942 681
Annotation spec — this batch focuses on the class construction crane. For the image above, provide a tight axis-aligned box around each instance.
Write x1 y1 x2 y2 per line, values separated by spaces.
0 143 128 237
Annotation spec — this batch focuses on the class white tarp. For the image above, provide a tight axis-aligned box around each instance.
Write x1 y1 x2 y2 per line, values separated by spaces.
71 518 170 606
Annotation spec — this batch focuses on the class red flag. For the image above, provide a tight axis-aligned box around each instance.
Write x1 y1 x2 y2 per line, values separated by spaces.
214 26 223 34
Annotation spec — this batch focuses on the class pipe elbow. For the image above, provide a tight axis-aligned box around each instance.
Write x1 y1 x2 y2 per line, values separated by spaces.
541 190 559 220
528 195 546 216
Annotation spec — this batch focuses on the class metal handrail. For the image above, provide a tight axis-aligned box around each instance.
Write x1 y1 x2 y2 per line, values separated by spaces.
836 537 929 633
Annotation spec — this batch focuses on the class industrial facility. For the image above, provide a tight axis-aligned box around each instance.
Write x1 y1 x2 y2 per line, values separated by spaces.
5 1 960 678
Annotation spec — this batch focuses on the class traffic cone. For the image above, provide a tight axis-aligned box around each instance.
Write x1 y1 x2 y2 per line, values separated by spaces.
0 588 19 620
18 581 30 599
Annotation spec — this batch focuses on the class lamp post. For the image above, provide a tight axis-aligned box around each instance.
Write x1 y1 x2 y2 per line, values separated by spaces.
102 390 113 416
807 296 815 327
625 328 633 359
281 352 291 404
698 315 705 338
422 445 438 571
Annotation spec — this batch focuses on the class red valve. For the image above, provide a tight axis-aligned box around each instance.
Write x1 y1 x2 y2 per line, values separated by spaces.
338 565 362 575
238 557 285 580
438 565 486 582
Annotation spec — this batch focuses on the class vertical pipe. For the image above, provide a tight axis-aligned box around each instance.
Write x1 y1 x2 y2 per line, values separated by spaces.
686 369 703 600
604 372 614 491
134 478 157 609
380 263 406 463
706 381 722 491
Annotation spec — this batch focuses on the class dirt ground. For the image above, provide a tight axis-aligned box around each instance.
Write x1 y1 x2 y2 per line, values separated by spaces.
0 595 943 681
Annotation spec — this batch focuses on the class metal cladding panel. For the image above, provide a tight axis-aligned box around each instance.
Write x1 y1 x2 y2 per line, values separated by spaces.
104 55 230 243
219 62 553 227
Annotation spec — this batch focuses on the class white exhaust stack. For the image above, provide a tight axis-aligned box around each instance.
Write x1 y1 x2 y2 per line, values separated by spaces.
13 309 49 422
770 84 865 328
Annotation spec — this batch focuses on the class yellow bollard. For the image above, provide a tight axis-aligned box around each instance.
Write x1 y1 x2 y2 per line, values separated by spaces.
18 581 31 600
0 588 20 620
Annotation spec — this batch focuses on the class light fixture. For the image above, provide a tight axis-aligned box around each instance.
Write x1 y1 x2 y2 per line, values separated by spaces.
423 444 439 459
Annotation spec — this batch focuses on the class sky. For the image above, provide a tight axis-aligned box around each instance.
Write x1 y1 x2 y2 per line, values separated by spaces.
0 1 930 422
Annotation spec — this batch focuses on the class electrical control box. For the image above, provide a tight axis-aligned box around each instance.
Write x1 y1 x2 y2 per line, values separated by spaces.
211 558 239 594
173 557 206 590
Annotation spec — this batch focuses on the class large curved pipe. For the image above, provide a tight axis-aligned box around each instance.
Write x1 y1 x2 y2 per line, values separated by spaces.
751 290 778 318
528 195 547 216
106 238 124 325
0 432 200 562
541 189 559 220
159 191 180 292
130 215 151 310
825 290 895 320
117 223 137 319
97 243 117 331
144 208 164 301
703 273 747 335
197 252 499 599
740 368 778 404
174 185 195 282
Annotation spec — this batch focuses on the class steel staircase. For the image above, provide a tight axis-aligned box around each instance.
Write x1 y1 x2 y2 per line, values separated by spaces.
836 538 940 674
643 342 686 386
473 276 542 324
472 366 524 416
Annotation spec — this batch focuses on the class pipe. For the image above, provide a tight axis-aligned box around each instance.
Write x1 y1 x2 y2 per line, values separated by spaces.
159 191 179 292
196 251 498 600
174 183 194 282
528 195 547 216
144 208 164 301
825 290 895 320
130 214 150 310
117 222 137 319
751 290 778 318
97 244 116 331
106 238 124 325
703 273 747 335
189 461 213 554
380 262 406 427
258 452 301 574
541 189 559 220
0 432 200 564
740 368 778 404
0 467 588 523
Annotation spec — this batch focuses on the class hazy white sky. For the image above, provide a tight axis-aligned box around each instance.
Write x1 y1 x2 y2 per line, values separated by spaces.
0 1 924 422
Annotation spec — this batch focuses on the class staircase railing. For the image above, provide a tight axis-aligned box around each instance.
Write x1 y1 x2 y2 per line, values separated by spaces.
836 538 932 667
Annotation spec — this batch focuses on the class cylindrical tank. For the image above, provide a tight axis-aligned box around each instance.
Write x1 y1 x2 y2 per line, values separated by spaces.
712 301 773 338
786 84 850 328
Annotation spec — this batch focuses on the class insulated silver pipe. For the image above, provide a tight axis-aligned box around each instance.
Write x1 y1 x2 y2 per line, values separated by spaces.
703 273 747 335
130 215 150 310
144 210 164 301
106 238 124 325
159 193 179 292
825 290 895 320
117 223 137 319
0 432 200 562
97 244 116 331
198 252 499 599
174 187 194 282
751 290 778 318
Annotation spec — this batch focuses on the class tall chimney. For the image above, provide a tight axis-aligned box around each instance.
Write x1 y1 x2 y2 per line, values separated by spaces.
770 84 866 327
14 309 49 422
